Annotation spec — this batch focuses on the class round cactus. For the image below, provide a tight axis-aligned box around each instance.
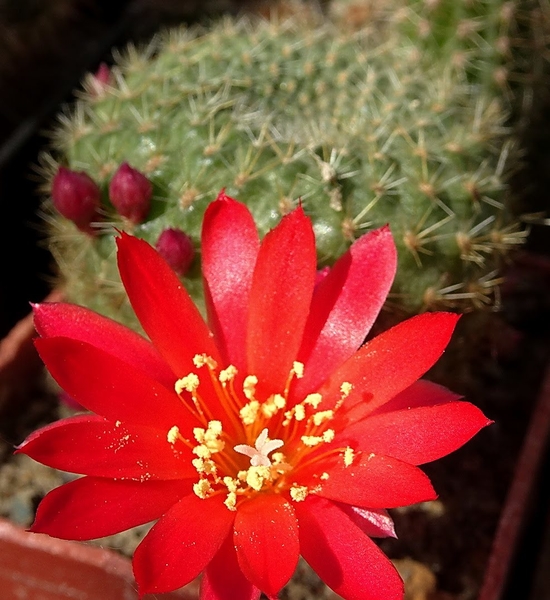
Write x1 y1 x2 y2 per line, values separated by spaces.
39 8 527 331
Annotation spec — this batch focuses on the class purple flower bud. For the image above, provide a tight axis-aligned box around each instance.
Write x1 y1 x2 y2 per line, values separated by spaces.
156 228 195 276
109 162 152 224
51 167 101 233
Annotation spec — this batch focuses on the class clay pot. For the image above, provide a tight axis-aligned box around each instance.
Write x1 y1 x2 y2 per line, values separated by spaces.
0 517 197 600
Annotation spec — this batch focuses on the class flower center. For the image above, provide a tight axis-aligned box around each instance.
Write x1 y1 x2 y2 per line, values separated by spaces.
166 354 354 510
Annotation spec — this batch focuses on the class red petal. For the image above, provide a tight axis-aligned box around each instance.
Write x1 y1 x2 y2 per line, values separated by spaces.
234 495 299 596
318 312 460 417
371 379 462 415
299 452 436 508
246 206 316 397
295 496 404 600
17 415 195 480
202 192 260 371
32 477 190 540
133 494 234 595
35 337 193 432
201 533 261 600
32 302 174 387
341 401 492 465
296 227 396 397
116 232 220 376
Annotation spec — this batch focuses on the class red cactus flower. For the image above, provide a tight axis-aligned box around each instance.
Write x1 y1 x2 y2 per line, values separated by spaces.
18 191 490 600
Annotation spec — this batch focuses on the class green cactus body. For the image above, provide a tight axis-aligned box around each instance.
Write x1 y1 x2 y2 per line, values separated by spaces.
42 8 526 330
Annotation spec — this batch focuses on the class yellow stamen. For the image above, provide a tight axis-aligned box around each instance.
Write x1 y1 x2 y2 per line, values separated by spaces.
193 354 218 369
240 400 260 425
243 375 258 400
343 447 355 466
175 374 199 393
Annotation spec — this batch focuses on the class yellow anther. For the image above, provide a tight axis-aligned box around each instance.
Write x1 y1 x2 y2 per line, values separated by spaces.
304 393 323 408
224 492 237 511
246 466 272 491
261 394 286 418
343 446 355 466
271 452 286 465
292 361 305 379
175 373 199 394
193 354 218 369
301 435 325 447
167 425 180 444
240 400 260 425
290 485 309 502
223 476 239 493
193 427 206 443
322 429 335 443
312 410 334 426
192 457 217 475
340 382 353 397
243 375 258 400
320 472 330 480
294 404 306 421
193 479 213 498
219 365 238 383
193 445 212 459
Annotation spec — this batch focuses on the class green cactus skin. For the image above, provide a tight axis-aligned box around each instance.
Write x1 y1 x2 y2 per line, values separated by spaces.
39 7 527 331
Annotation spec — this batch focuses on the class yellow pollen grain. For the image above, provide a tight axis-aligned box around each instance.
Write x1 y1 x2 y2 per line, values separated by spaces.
224 492 237 511
293 361 305 379
243 375 258 400
320 472 330 480
322 429 335 443
193 479 213 498
219 365 238 383
207 420 223 436
340 382 353 397
193 354 218 369
176 373 199 394
167 425 180 444
343 447 355 467
312 410 334 426
246 466 271 491
240 400 260 425
304 393 322 408
237 470 248 482
290 485 309 502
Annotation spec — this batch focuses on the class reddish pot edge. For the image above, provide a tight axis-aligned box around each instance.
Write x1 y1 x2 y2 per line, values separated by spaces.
0 517 197 600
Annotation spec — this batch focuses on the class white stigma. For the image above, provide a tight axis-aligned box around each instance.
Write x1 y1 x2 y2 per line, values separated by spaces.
234 428 284 467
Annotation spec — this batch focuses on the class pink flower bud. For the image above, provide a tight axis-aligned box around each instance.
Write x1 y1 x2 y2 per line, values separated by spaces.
156 228 195 276
51 167 101 232
90 62 111 96
109 162 152 224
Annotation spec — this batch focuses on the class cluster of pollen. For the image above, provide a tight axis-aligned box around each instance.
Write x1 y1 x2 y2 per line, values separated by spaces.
168 355 357 511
